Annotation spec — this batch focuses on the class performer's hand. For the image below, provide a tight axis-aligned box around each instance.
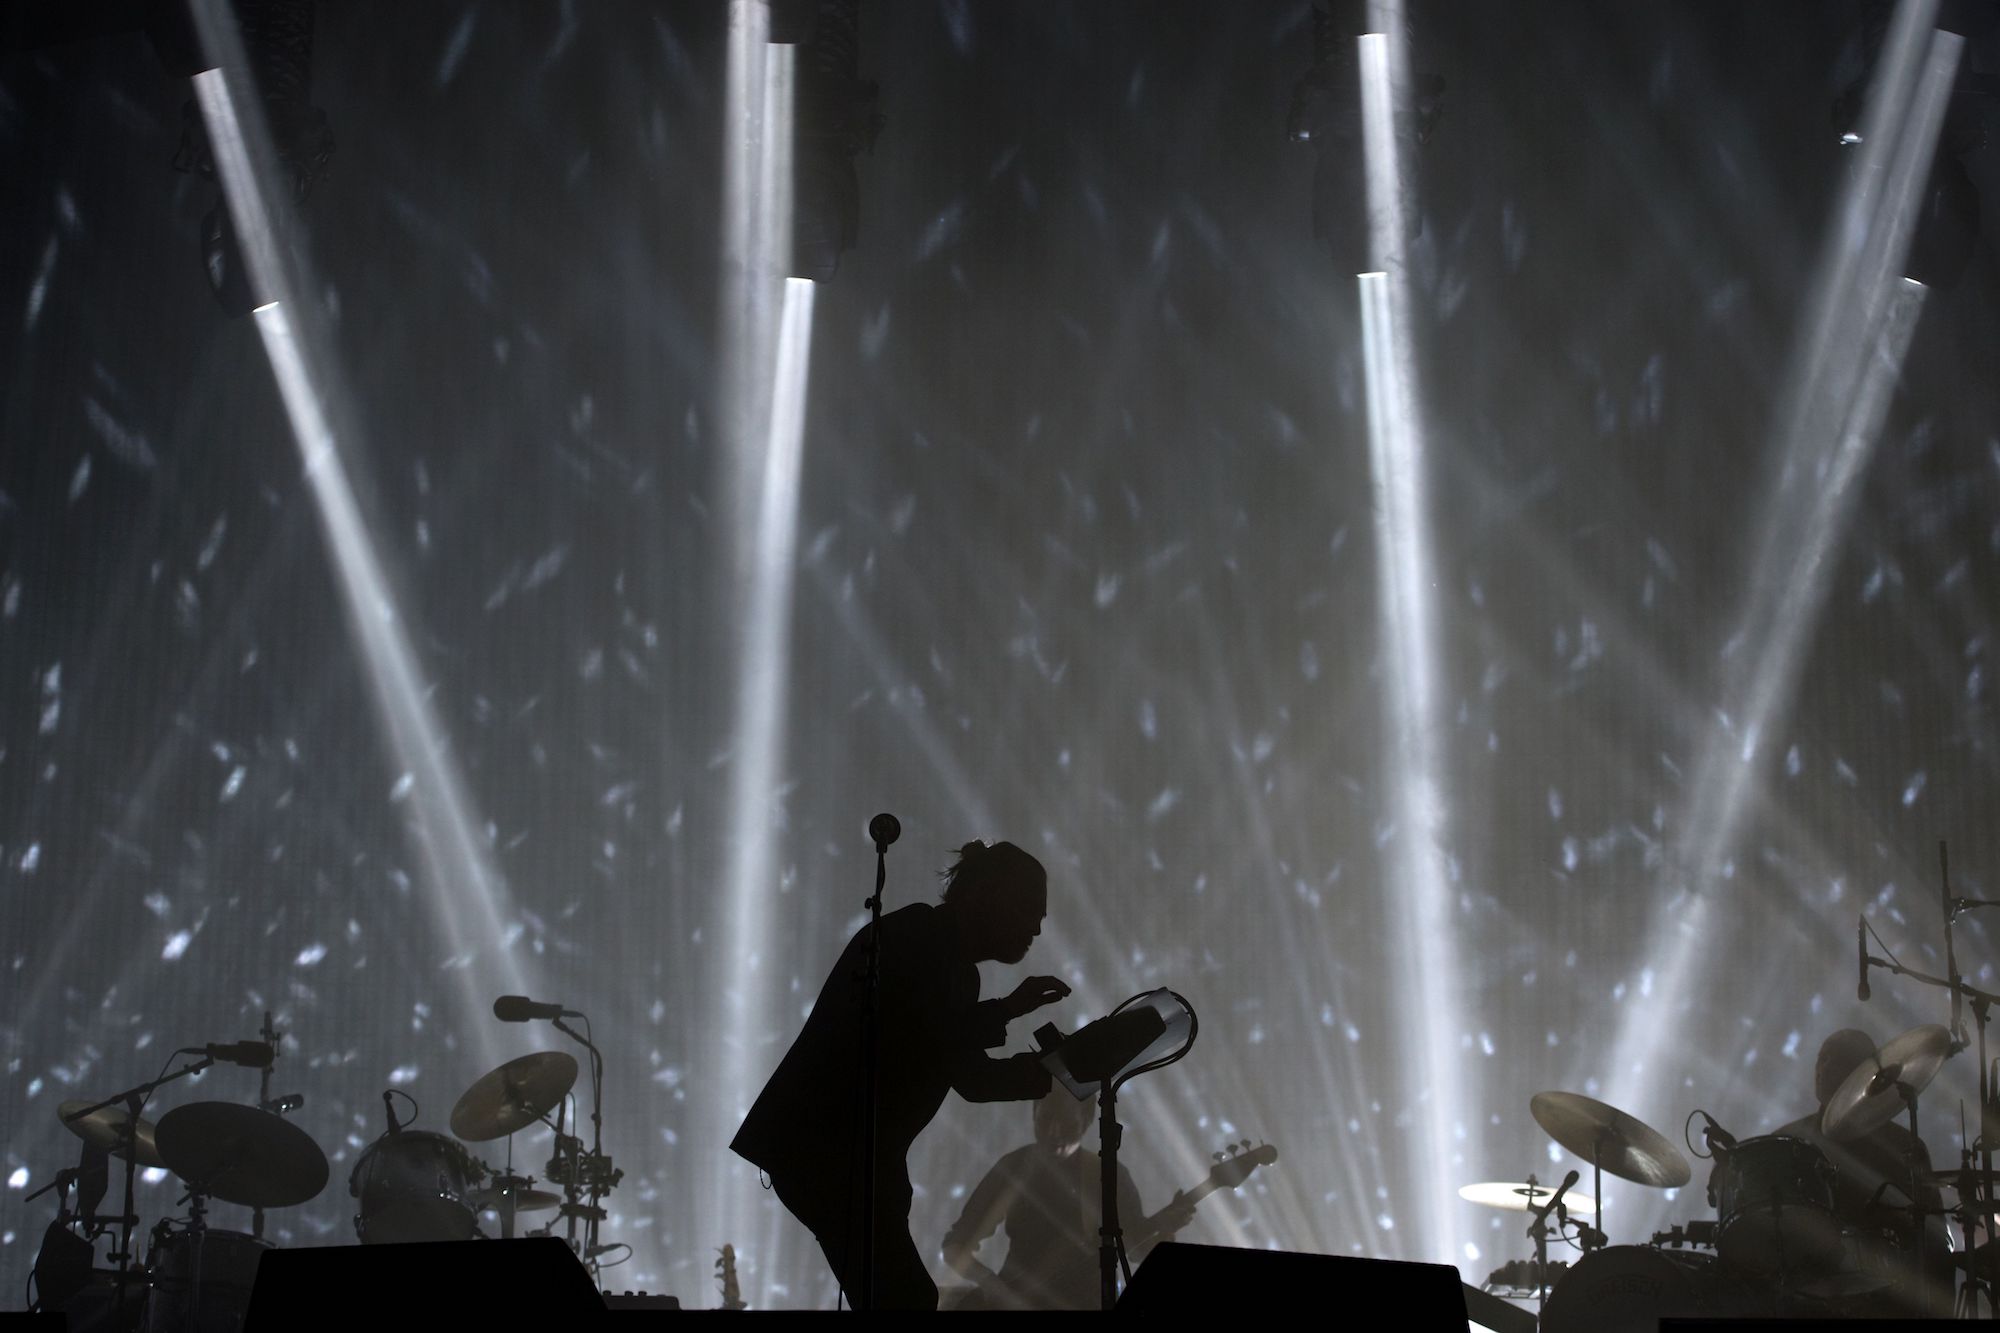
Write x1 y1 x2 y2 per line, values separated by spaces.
1157 1190 1199 1234
1005 975 1071 1019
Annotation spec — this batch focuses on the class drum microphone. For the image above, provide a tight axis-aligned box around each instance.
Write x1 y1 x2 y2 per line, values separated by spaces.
1544 1169 1580 1220
493 995 581 1022
1857 916 1871 1002
262 1093 304 1115
1698 1110 1737 1154
383 1090 402 1136
868 812 901 850
191 1041 274 1068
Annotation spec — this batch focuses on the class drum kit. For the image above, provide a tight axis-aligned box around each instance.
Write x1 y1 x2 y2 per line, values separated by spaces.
1462 1025 1992 1329
29 1017 622 1332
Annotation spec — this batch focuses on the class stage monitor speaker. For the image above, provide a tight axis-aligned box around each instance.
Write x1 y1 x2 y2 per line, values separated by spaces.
243 1237 604 1330
1117 1242 1471 1326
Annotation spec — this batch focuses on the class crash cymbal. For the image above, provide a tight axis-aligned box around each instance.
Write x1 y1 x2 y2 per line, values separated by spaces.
449 1052 578 1143
154 1102 329 1208
1458 1180 1599 1215
59 1100 166 1169
1820 1024 1953 1143
1530 1091 1692 1188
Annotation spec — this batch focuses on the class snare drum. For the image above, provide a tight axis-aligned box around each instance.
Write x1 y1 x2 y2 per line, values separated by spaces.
349 1129 480 1243
1709 1135 1845 1280
142 1228 270 1333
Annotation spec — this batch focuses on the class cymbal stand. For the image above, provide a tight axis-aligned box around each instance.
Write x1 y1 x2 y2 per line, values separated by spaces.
251 1009 282 1241
183 1184 211 1333
60 1052 216 1291
1587 1128 1608 1250
1860 928 1998 1313
1945 870 2000 1316
1888 1075 1930 1269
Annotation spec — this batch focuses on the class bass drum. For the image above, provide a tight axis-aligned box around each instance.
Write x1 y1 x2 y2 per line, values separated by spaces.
1540 1246 1761 1333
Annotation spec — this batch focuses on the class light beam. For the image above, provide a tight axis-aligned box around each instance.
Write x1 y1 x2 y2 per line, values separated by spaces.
1356 20 1470 1265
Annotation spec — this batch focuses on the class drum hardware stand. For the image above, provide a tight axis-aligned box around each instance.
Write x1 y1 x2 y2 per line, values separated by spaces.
1861 861 2000 1317
1942 842 2000 1317
180 1183 214 1333
1522 1173 1556 1310
542 1023 621 1280
60 1050 217 1304
250 1009 286 1241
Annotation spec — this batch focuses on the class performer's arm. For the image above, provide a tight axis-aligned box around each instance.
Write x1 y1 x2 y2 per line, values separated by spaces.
952 1048 1052 1102
942 1160 1015 1300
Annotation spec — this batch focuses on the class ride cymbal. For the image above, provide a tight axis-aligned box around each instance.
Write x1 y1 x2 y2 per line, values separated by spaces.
155 1102 329 1208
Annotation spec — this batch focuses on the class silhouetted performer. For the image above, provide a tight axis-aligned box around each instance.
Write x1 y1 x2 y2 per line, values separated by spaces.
731 839 1070 1310
1772 1029 1953 1317
941 1087 1195 1310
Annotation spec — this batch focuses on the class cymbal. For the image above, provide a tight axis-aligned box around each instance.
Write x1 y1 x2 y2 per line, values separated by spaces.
1821 1024 1952 1142
1458 1180 1599 1215
1530 1091 1692 1188
472 1185 561 1214
59 1100 166 1169
449 1052 578 1143
154 1102 329 1208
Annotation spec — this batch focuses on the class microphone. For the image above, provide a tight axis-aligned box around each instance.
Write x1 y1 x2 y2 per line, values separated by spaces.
194 1041 274 1068
493 995 580 1022
868 813 901 850
1858 917 1871 1002
1699 1111 1738 1154
262 1093 304 1115
382 1091 401 1136
1542 1169 1580 1220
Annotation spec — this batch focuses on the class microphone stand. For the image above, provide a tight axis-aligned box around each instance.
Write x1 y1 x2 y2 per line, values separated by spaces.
551 1015 613 1277
61 1053 217 1318
856 814 896 1311
1523 1174 1556 1312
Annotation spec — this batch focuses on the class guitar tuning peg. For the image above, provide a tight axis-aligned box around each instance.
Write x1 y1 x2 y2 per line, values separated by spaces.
1239 1139 1251 1151
1213 1151 1225 1163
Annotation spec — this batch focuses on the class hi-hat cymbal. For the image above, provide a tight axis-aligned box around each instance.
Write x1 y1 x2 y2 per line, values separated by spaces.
154 1102 329 1208
449 1052 578 1143
1458 1180 1599 1215
1821 1024 1953 1143
472 1185 561 1214
59 1100 166 1169
1530 1091 1692 1188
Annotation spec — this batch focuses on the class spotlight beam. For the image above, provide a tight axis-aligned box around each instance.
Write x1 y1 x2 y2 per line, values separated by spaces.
1356 19 1468 1265
711 11 811 1298
190 31 536 1070
1601 0 1957 1157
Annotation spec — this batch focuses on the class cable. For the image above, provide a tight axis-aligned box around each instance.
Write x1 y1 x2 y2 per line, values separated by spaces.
1683 1107 1725 1161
